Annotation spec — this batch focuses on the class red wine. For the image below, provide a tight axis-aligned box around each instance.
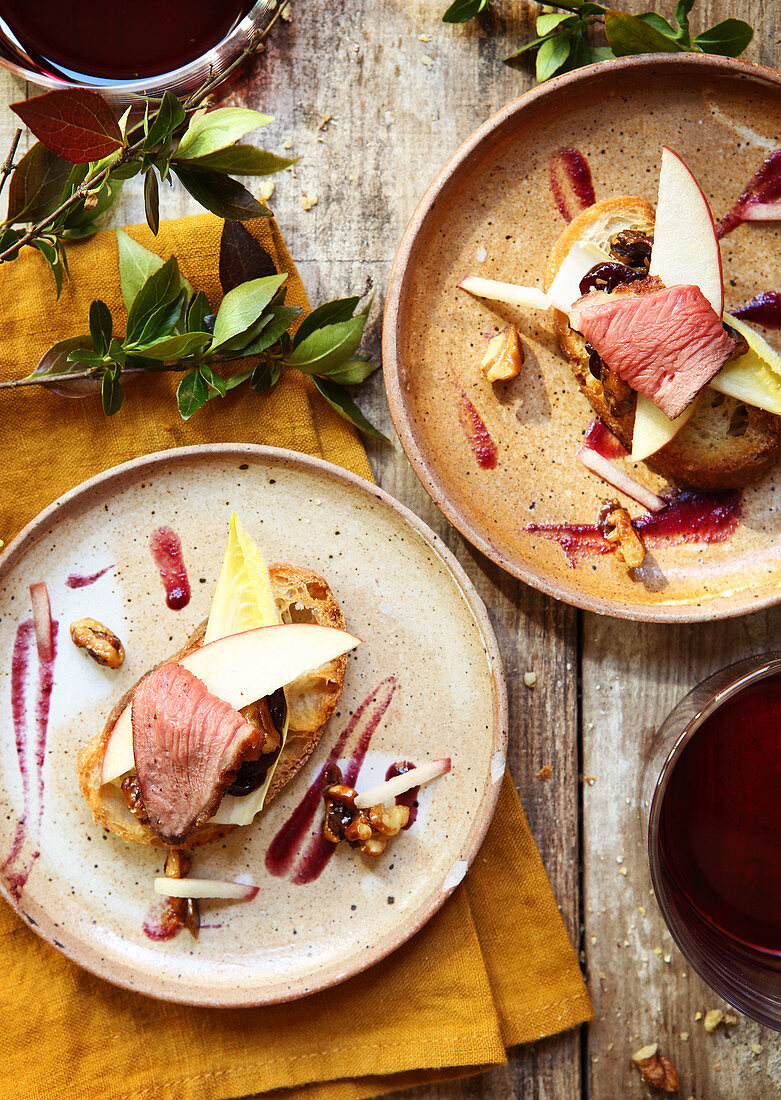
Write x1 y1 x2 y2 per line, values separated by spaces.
0 0 255 83
658 673 781 955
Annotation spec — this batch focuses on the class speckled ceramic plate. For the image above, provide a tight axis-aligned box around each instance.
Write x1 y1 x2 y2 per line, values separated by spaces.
0 445 507 1005
384 55 781 621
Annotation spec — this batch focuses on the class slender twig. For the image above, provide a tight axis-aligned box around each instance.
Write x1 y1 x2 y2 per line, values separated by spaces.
0 2 290 266
0 128 22 200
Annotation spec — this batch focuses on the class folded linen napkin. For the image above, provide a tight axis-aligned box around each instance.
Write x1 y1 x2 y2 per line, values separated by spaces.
0 213 591 1100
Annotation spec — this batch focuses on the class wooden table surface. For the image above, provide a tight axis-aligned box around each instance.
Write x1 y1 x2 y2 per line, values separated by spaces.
3 1 780 1096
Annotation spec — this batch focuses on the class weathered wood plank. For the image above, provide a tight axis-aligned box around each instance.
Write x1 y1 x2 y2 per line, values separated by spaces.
581 3 781 1095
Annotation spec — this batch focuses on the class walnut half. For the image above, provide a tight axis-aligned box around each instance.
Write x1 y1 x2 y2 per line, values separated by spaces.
632 1044 680 1092
598 501 645 568
480 325 524 382
70 617 125 668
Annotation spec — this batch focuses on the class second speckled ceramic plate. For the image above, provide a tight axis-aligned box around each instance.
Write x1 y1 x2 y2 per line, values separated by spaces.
0 445 507 1005
384 55 781 621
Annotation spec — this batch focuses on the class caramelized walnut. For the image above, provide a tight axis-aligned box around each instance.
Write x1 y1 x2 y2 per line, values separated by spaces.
631 1044 680 1092
121 774 150 825
598 500 645 568
480 325 523 382
70 617 125 668
322 767 410 856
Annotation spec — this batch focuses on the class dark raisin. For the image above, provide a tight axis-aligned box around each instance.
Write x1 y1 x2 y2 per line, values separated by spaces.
226 756 271 797
585 342 603 380
608 229 653 269
580 262 645 296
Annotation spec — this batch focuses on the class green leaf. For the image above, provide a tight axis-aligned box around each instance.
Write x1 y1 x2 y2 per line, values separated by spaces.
66 348 105 368
442 0 489 22
198 362 228 396
184 144 296 176
536 12 576 34
173 164 272 220
144 168 160 235
186 290 211 334
32 236 64 298
224 366 255 391
286 315 367 375
5 143 71 224
536 32 573 82
325 357 380 386
250 360 282 393
694 19 753 57
605 11 686 56
210 273 287 351
292 296 360 349
562 30 593 71
131 331 211 361
504 35 552 61
176 107 273 160
590 45 616 61
101 369 123 415
176 369 210 420
313 377 388 440
125 255 184 345
673 0 694 44
636 11 677 37
144 90 186 153
238 305 301 356
89 300 112 355
116 228 164 312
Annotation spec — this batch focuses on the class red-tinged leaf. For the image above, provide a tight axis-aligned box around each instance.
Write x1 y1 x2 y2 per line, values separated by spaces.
219 220 276 294
11 90 123 164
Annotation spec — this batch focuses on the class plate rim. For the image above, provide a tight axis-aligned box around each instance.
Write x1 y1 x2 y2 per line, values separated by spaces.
0 443 508 1006
382 52 781 623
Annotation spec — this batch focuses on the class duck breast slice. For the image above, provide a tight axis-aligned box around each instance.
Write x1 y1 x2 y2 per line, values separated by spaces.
569 284 735 420
131 662 263 845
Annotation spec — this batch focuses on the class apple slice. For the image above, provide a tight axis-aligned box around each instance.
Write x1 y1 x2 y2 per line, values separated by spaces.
30 582 53 660
576 446 665 512
741 202 781 223
710 313 781 414
100 623 361 785
153 877 259 900
458 275 549 311
630 393 698 462
649 147 723 315
548 242 611 313
354 758 452 810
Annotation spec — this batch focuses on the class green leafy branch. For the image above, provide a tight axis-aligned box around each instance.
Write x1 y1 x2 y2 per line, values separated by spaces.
0 7 294 295
442 0 753 82
0 221 385 439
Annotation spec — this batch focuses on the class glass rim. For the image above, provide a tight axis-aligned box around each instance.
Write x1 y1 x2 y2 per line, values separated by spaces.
0 0 279 97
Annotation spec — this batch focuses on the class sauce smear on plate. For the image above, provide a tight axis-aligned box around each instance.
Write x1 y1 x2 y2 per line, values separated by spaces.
149 526 191 610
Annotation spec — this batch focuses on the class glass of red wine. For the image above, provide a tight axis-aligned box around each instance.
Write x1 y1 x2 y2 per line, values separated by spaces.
0 0 280 99
644 654 781 1030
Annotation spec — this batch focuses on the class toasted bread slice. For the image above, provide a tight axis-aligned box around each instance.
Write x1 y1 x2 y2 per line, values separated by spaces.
548 197 781 489
77 563 347 849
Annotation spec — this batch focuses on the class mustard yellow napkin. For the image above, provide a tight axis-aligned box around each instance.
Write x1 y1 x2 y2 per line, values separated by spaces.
0 213 591 1099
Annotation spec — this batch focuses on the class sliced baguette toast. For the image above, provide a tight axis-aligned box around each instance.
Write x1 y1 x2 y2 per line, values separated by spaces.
548 197 781 490
77 563 347 849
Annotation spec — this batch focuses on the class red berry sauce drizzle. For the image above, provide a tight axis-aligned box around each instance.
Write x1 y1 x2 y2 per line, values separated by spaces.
266 676 398 885
731 291 781 330
527 490 742 568
457 391 498 470
65 564 114 588
386 761 419 828
2 614 59 900
717 149 781 239
149 526 191 610
549 147 596 223
581 417 627 460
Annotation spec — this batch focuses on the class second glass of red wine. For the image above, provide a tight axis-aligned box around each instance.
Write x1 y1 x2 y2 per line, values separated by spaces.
643 654 781 1030
0 0 279 99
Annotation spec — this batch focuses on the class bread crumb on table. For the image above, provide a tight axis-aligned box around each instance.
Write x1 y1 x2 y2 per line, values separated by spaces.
300 192 318 211
523 671 537 688
537 764 553 781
